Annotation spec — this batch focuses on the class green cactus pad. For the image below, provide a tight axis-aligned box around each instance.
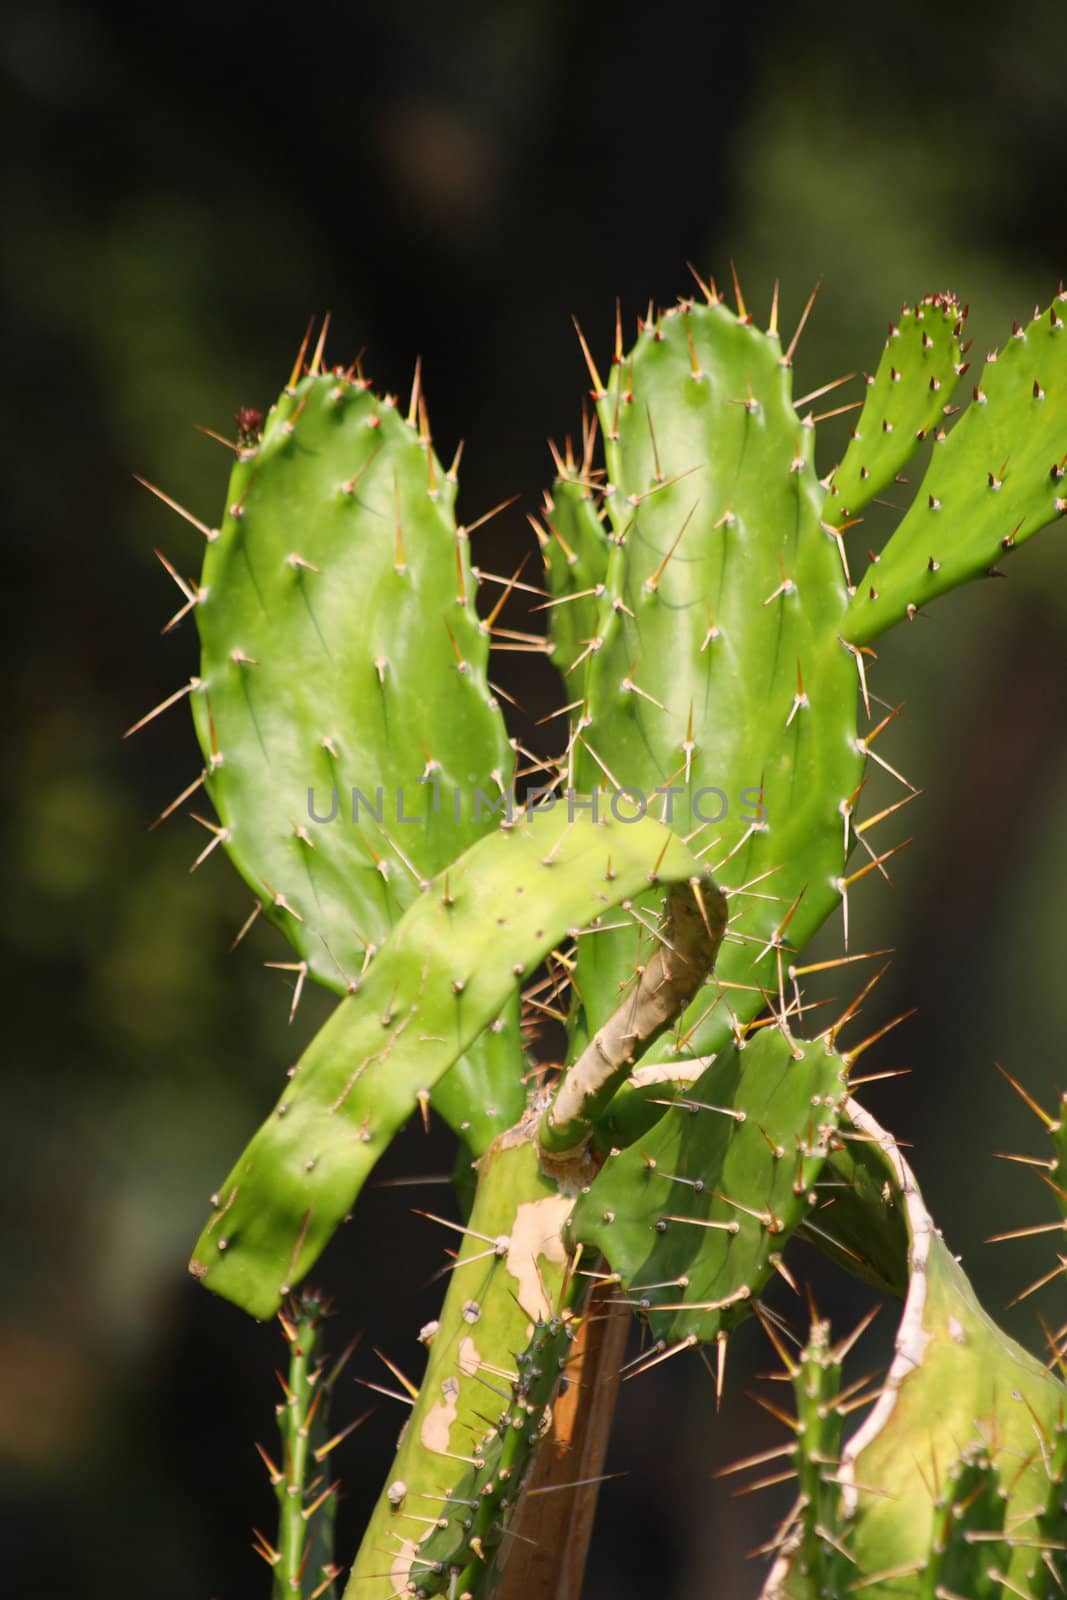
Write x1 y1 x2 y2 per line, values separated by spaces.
344 1126 576 1600
845 290 1067 644
193 365 524 1147
569 1026 849 1343
551 294 864 1098
190 807 711 1319
826 293 967 521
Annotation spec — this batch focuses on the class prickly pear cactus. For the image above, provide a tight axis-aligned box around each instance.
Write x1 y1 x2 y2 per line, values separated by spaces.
132 273 1067 1600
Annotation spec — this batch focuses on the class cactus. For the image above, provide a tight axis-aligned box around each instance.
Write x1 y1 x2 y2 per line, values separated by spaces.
253 1290 362 1600
755 1101 1067 1599
134 269 1067 1598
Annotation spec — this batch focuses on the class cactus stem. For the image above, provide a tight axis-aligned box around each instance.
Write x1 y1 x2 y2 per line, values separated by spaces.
134 474 218 541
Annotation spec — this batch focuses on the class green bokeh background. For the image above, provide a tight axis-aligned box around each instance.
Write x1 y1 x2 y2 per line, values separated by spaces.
4 3 1066 1595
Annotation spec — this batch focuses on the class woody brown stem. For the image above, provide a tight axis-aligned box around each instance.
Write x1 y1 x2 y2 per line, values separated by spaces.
538 878 727 1160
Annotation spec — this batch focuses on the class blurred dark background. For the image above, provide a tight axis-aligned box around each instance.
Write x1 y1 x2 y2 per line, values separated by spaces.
4 3 1067 1595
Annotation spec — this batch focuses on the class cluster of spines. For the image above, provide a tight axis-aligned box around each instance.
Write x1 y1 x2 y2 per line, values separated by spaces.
252 1290 364 1599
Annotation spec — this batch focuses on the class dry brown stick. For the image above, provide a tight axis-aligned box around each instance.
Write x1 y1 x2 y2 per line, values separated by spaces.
538 878 728 1161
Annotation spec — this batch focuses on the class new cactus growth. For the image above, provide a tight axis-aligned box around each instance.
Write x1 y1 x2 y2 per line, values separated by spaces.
254 1291 361 1600
134 268 1067 1597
